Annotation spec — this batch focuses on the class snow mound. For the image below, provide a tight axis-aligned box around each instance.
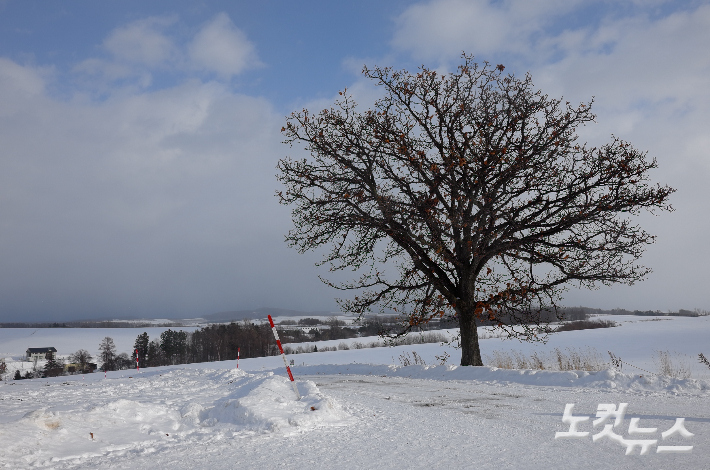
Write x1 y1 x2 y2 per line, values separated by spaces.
0 369 351 469
22 408 63 430
200 373 351 434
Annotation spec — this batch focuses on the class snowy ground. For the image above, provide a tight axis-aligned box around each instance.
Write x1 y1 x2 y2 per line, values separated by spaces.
1 315 709 469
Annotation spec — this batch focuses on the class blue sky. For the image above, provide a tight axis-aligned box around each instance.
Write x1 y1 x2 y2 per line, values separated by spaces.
0 0 709 321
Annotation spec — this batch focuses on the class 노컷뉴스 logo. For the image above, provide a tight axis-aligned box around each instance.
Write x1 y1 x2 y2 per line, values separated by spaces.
555 403 693 455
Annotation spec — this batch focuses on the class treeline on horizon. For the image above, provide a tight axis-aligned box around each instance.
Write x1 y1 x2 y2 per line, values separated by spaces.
2 306 708 329
562 307 708 317
104 307 710 370
0 320 187 328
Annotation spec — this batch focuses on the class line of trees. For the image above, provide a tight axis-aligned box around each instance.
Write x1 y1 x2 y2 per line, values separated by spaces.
119 311 553 371
117 320 365 370
0 320 185 328
128 323 278 368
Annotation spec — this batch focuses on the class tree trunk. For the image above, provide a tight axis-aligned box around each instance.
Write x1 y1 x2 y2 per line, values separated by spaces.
459 304 484 366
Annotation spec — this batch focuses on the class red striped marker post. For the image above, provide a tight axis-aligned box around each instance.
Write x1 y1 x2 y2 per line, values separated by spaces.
237 347 240 369
135 349 140 372
268 315 301 400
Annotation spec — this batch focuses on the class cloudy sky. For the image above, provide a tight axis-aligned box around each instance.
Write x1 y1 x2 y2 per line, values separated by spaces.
0 0 708 322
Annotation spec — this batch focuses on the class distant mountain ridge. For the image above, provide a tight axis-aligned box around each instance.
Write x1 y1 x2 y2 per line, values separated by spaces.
203 307 334 322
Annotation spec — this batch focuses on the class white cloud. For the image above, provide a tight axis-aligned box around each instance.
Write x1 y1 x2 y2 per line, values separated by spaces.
531 5 710 153
72 13 260 92
0 58 331 318
187 13 261 77
103 16 178 66
0 57 47 97
392 0 581 60
72 16 178 90
540 7 710 90
72 57 153 89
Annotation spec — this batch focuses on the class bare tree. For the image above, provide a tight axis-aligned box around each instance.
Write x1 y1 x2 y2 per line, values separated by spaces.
98 337 116 372
278 54 674 366
115 352 132 370
325 316 345 327
70 349 93 373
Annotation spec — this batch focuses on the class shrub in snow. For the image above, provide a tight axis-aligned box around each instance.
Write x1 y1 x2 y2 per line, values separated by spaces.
555 319 617 332
654 350 692 379
700 353 710 370
398 351 426 367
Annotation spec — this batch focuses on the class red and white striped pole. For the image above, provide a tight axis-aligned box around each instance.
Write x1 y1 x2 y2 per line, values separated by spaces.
268 315 301 400
135 349 140 372
237 347 240 369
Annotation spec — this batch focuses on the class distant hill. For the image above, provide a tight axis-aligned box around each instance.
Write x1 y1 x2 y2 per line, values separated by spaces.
203 308 334 322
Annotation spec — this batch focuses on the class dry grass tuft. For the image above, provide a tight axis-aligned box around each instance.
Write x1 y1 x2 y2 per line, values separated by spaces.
485 347 606 372
398 351 426 367
700 353 710 370
653 350 692 379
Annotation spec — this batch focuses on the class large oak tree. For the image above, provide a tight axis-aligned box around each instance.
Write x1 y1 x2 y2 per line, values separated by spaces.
277 55 674 366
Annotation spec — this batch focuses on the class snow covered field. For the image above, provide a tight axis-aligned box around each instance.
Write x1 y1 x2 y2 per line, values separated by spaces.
1 315 709 469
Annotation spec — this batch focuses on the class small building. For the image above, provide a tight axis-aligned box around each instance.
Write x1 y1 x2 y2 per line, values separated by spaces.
26 347 57 361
